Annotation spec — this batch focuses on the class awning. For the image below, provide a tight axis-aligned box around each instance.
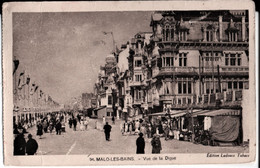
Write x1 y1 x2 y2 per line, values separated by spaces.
196 109 241 117
148 110 187 117
94 106 106 111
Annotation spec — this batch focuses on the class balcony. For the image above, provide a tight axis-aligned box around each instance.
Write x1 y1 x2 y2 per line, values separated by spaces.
203 66 249 73
154 67 199 78
161 67 199 73
202 66 249 77
129 80 146 87
133 99 143 105
159 95 175 102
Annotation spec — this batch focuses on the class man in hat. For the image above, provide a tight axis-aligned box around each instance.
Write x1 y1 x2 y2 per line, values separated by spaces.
136 132 145 154
103 122 112 141
26 134 38 155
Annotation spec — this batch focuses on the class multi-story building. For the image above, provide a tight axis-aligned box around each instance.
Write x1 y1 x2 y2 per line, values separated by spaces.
148 10 248 112
127 32 152 119
93 53 118 118
93 10 249 122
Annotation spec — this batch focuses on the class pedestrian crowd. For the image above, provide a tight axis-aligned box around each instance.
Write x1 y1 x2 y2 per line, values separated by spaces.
120 118 167 154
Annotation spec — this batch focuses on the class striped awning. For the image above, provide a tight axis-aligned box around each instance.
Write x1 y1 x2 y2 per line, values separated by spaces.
195 109 241 117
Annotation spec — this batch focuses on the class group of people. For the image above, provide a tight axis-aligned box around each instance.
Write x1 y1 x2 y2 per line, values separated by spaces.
36 113 66 138
68 114 89 131
136 132 162 154
14 131 38 155
120 118 168 154
120 118 173 140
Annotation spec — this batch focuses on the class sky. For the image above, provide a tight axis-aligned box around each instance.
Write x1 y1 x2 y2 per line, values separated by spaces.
13 11 153 105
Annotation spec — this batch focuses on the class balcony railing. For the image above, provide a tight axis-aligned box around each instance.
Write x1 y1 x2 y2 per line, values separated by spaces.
156 90 244 109
202 66 249 73
160 67 199 73
133 99 143 105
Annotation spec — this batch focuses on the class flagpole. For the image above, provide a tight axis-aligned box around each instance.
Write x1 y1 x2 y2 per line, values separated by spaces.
23 71 26 119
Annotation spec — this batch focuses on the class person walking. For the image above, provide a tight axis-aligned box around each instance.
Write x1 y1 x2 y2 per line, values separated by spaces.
103 122 112 141
73 118 77 131
151 134 162 154
42 119 48 133
13 133 26 155
112 116 115 124
80 119 85 131
84 119 88 130
136 133 145 154
102 116 106 126
26 134 38 155
55 120 62 135
36 121 43 139
68 117 73 128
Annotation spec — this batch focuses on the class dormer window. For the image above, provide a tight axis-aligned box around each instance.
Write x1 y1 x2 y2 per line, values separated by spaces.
179 31 187 41
226 18 239 42
206 30 213 42
228 32 238 42
163 25 174 41
202 24 218 42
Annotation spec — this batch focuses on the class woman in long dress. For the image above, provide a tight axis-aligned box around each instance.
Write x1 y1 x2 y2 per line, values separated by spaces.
36 122 43 139
84 119 88 130
80 119 85 131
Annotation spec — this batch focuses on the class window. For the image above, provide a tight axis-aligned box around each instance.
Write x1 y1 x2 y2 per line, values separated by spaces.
225 54 229 66
206 30 213 42
239 81 243 89
188 81 191 93
179 53 187 67
228 32 238 42
227 80 246 90
228 82 232 89
135 60 142 67
178 82 182 94
135 90 142 100
230 54 236 66
233 81 238 89
179 31 187 41
108 95 112 105
163 57 174 67
183 82 187 94
107 112 111 117
237 54 241 66
225 53 242 66
178 79 192 94
163 25 174 41
164 81 172 95
135 74 142 81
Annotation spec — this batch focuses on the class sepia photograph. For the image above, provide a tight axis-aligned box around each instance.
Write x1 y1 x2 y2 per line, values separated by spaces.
2 1 256 166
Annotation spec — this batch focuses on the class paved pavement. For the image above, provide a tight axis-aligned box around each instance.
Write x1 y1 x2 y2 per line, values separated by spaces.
25 119 248 155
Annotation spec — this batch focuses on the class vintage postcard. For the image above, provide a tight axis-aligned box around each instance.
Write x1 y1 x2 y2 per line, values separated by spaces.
2 0 256 166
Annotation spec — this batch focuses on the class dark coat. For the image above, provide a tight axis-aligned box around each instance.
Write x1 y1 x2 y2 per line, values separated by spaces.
103 124 112 133
26 138 38 155
136 137 145 154
14 134 26 155
55 122 62 130
36 124 43 136
151 137 162 154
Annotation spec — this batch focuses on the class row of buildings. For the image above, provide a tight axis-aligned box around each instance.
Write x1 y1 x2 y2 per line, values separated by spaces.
92 10 250 143
13 60 60 125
